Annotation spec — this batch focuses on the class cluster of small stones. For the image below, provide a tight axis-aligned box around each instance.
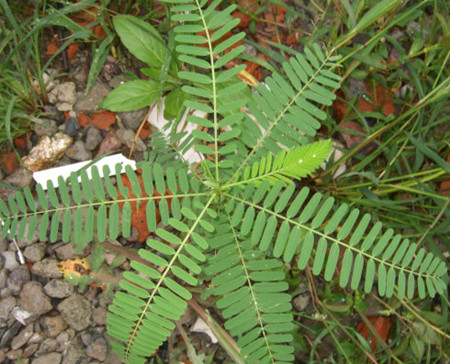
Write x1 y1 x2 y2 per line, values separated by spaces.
0 233 123 364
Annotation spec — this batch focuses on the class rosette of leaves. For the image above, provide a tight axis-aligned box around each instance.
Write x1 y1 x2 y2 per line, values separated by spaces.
0 0 447 363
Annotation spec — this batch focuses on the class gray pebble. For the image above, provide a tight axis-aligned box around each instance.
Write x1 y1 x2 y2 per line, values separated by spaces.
1 251 19 271
74 81 111 111
0 321 22 348
44 105 65 123
62 344 88 364
65 117 80 137
0 296 16 327
11 323 33 350
34 119 57 137
54 243 89 260
85 126 102 151
44 279 73 298
20 281 53 316
40 315 67 338
118 108 148 131
7 266 30 296
116 128 146 151
23 243 47 263
31 258 62 279
31 351 62 364
36 338 58 356
81 329 108 361
57 294 92 331
65 140 92 161
0 270 8 290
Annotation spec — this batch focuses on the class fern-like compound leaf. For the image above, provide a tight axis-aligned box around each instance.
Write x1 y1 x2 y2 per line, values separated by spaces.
204 217 295 363
225 186 447 298
228 140 331 188
107 195 215 363
0 163 208 244
229 45 342 185
167 0 249 181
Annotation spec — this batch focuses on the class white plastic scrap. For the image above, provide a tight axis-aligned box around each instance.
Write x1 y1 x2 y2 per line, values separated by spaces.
32 154 136 190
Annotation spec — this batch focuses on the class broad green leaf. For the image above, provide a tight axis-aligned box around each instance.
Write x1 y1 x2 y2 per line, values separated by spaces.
113 15 166 68
101 80 159 111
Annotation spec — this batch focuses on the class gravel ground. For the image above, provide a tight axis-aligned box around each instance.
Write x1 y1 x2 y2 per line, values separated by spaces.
0 48 158 364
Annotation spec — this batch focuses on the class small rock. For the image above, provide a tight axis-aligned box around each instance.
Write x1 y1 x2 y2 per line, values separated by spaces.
0 270 7 289
92 307 107 326
118 108 148 131
85 126 102 151
0 296 16 327
75 81 111 111
23 243 47 262
0 288 12 299
40 315 67 338
0 237 8 251
94 129 122 157
23 133 74 172
44 279 73 298
65 140 92 161
36 338 58 355
31 258 62 279
6 348 23 360
243 43 257 57
179 306 196 326
42 69 59 92
54 243 89 260
116 128 146 151
108 77 123 89
57 294 92 331
55 330 74 352
293 292 311 311
1 251 19 270
0 349 5 362
3 167 33 188
103 347 123 364
346 78 366 100
7 266 31 296
28 332 43 345
23 343 39 357
100 55 121 82
0 254 4 270
34 119 58 136
97 293 113 308
0 167 34 200
11 323 33 350
0 321 22 348
44 105 65 123
48 82 77 111
20 281 53 316
62 344 88 364
32 352 62 364
81 329 108 361
65 117 80 137
70 60 89 87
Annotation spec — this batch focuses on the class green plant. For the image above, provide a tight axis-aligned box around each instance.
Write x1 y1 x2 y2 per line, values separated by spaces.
0 0 115 148
0 0 46 148
0 1 447 364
